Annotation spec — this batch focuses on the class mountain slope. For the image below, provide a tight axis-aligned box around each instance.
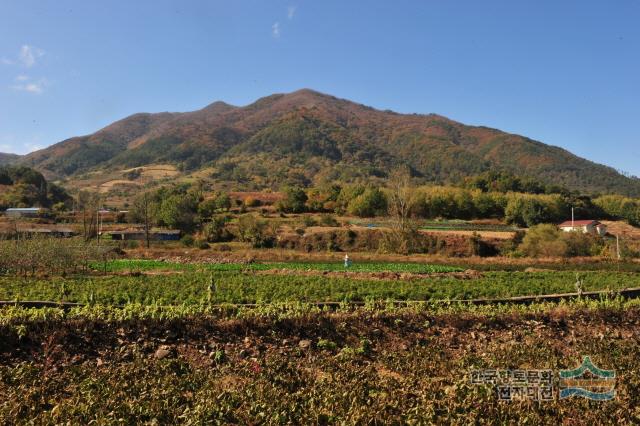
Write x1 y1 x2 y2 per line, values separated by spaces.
0 153 21 166
20 89 640 196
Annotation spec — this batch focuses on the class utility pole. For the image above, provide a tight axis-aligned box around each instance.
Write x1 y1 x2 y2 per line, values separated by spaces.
571 207 575 228
143 192 150 249
616 234 621 260
96 207 101 247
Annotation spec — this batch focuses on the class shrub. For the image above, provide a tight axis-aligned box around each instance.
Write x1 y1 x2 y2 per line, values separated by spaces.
519 223 608 258
302 216 317 227
519 224 567 257
180 235 195 247
244 197 261 208
320 214 339 227
317 339 338 351
237 215 275 248
196 240 210 250
0 237 109 276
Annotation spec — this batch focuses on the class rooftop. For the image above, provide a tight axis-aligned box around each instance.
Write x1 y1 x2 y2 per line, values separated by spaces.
559 220 602 227
5 207 44 212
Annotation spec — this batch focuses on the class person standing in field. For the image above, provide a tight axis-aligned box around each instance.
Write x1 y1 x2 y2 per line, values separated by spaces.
344 254 351 268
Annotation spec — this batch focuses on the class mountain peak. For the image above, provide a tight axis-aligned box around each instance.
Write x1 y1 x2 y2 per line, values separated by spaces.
202 100 237 114
18 90 640 197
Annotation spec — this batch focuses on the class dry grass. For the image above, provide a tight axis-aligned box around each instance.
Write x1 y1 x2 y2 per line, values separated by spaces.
99 180 141 193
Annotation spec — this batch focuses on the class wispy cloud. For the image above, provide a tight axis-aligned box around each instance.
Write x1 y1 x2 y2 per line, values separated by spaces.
19 45 45 68
2 45 45 68
287 5 296 20
272 22 281 38
0 134 45 154
10 75 46 94
24 141 44 152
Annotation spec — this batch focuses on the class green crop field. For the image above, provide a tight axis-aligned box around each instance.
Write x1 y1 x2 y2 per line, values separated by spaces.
93 259 464 274
0 270 638 305
2 256 640 424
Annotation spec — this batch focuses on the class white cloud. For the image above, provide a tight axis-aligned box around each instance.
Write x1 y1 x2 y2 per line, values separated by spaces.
19 45 45 68
272 22 281 38
1 58 15 65
24 141 44 152
10 77 46 94
0 134 45 154
287 6 296 20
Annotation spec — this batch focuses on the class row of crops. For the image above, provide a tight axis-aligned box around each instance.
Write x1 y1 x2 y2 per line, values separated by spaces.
92 259 465 274
93 258 640 274
1 270 638 305
1 296 638 324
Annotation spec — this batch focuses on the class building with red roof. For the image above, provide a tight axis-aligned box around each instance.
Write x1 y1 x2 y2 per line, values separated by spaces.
558 220 607 236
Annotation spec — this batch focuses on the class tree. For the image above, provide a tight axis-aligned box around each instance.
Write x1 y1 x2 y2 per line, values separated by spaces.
77 191 101 241
276 186 308 213
157 193 199 232
197 198 218 219
215 192 232 212
131 192 154 248
203 215 232 243
347 187 387 217
504 195 567 227
335 185 365 214
383 168 421 254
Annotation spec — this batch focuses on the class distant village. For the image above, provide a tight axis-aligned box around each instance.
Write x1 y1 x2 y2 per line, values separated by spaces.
1 206 181 241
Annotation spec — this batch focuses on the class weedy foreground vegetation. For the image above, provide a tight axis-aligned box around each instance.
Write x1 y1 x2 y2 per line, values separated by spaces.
0 239 639 424
2 300 640 424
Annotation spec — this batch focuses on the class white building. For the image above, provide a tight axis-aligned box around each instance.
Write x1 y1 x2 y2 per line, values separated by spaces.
4 207 45 218
559 220 607 236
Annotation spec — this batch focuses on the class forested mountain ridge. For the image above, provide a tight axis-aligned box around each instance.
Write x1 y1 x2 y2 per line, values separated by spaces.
0 153 21 166
17 89 640 196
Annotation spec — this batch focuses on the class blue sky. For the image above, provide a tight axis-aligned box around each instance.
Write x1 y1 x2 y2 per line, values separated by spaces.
1 0 639 176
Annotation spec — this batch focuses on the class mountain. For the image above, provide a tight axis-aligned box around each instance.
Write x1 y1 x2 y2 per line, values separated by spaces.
20 89 640 196
0 153 21 166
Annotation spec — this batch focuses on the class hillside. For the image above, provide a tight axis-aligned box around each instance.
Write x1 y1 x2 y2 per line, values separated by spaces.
20 89 640 196
0 165 71 209
0 153 20 166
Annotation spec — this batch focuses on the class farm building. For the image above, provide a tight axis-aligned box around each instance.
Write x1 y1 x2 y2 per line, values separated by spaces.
106 229 181 241
17 228 76 238
559 220 607 236
0 227 76 238
4 207 45 218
